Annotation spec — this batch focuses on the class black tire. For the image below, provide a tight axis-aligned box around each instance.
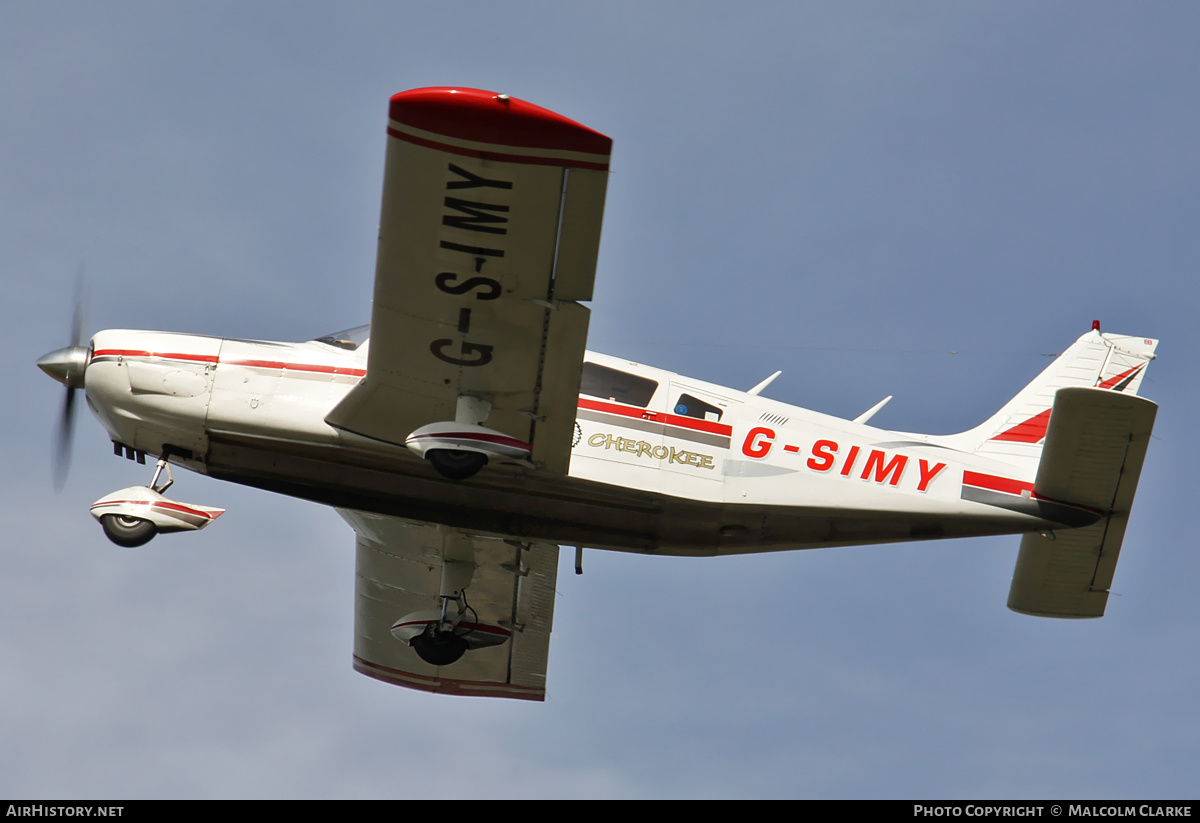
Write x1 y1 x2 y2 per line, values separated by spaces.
100 514 157 547
409 625 468 666
427 449 487 480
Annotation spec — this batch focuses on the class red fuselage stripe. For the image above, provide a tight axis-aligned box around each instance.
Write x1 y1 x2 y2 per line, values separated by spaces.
962 471 1034 497
94 350 367 378
94 349 219 363
96 353 732 442
962 472 1104 516
222 358 367 377
576 397 732 437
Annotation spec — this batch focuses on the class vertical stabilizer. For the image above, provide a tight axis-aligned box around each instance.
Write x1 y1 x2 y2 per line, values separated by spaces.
942 327 1157 477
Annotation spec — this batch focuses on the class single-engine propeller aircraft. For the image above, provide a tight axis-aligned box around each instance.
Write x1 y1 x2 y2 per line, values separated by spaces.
37 88 1159 701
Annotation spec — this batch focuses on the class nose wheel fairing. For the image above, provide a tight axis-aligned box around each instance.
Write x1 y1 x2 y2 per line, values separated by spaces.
90 485 224 545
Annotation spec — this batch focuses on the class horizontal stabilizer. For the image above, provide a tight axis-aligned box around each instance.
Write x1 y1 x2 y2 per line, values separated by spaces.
1007 387 1157 618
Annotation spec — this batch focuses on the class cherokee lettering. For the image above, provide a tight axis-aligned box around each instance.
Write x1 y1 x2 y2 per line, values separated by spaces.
585 431 714 469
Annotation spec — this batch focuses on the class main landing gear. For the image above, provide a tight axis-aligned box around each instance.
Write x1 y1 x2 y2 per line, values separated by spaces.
388 528 511 666
390 592 511 667
90 453 225 547
403 396 533 481
425 449 488 481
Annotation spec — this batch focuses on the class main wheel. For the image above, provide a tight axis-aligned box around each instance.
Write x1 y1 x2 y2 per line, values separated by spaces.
409 624 468 666
427 449 487 480
100 514 157 547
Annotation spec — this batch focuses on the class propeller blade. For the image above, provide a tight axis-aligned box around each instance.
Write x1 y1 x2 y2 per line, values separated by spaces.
48 269 88 492
52 385 76 492
69 270 87 347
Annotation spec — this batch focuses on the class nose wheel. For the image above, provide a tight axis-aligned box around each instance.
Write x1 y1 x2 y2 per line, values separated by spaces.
90 453 225 547
97 455 172 547
99 514 158 548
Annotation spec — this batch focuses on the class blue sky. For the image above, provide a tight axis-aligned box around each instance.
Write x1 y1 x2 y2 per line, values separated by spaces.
3 2 1199 798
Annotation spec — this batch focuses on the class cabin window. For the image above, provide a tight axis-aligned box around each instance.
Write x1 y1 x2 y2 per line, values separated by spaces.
313 324 370 351
580 363 658 408
673 393 723 422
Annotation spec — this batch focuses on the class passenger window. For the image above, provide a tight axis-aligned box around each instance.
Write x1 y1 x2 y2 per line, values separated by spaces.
580 363 658 408
673 393 723 422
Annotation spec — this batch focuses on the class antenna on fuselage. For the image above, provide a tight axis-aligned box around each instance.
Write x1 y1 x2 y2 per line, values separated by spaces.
853 395 893 425
746 370 782 396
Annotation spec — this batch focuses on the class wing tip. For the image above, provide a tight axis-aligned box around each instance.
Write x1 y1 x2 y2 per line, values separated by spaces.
389 87 612 157
353 654 547 702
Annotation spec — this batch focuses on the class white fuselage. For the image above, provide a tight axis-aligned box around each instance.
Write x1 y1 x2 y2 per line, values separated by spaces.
83 329 1058 556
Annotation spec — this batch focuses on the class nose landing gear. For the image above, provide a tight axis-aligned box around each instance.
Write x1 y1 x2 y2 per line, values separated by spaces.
99 513 159 548
90 454 225 547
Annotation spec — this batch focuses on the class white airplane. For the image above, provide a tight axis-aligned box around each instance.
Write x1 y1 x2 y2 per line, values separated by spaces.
37 87 1159 702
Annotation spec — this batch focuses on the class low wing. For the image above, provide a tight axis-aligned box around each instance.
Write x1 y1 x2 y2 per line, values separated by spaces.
326 88 612 474
342 509 560 701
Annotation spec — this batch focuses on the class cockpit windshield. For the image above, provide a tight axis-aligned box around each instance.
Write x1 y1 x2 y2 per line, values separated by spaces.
312 324 370 351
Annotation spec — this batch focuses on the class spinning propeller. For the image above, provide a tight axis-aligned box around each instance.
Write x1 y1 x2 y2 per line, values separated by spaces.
36 282 91 491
